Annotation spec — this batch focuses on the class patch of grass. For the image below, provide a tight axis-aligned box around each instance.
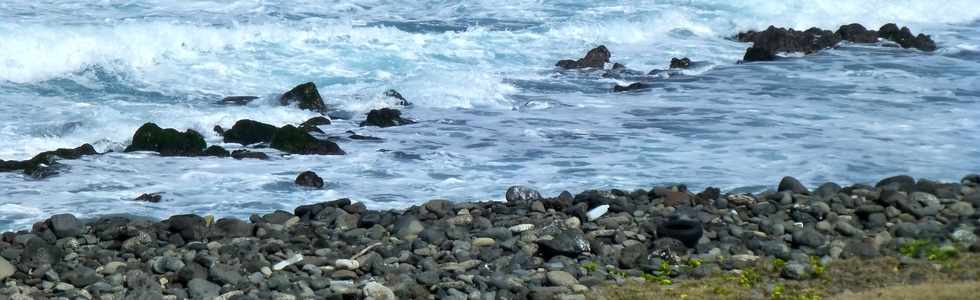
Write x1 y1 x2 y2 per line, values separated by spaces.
771 258 787 273
594 254 980 300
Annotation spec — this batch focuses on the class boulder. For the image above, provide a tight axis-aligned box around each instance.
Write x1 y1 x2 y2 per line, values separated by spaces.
270 125 345 155
124 123 207 156
47 213 82 238
279 82 328 112
165 214 208 242
537 230 590 258
360 108 415 128
505 186 542 203
223 119 278 145
556 45 611 69
230 150 269 160
300 117 331 133
669 57 691 69
778 176 809 194
203 146 230 157
295 171 324 188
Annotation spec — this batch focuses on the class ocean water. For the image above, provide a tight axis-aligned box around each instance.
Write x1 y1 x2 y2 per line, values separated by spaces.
1 0 979 231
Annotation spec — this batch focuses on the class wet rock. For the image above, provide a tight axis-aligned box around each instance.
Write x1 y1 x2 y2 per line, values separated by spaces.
506 186 542 203
230 149 269 160
742 46 776 62
218 96 259 106
280 82 328 112
124 123 207 156
295 171 324 188
778 176 809 194
360 108 415 128
878 23 936 51
613 82 651 92
204 145 230 157
836 23 879 43
270 125 345 155
135 192 163 203
556 45 611 69
223 119 279 145
384 89 411 106
737 26 840 61
669 57 691 69
300 116 331 133
1 143 98 178
48 213 82 238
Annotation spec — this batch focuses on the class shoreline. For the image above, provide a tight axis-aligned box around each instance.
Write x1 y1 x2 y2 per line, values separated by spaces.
1 174 978 299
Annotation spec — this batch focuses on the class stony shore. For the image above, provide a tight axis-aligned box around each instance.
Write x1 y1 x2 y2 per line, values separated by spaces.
2 174 979 300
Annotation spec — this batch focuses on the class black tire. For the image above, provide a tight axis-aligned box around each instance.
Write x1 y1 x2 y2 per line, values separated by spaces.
657 219 703 248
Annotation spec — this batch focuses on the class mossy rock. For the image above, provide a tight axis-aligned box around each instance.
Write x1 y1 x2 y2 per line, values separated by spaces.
279 82 328 112
125 123 206 156
222 119 278 145
270 125 345 155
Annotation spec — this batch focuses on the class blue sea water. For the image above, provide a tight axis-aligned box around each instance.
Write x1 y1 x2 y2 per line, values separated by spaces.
1 0 979 230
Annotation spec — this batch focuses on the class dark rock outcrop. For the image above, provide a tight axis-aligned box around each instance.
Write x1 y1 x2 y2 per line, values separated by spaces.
384 89 411 106
295 171 324 188
836 23 878 43
217 96 259 106
556 45 611 69
279 82 328 113
1 143 97 178
613 82 650 92
124 123 207 156
737 26 840 62
134 193 163 203
300 117 331 133
230 150 269 160
204 145 230 157
360 108 415 128
270 125 345 155
669 57 691 69
878 23 936 51
222 119 278 146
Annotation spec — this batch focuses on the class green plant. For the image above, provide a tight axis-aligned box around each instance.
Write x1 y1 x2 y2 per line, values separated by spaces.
687 258 703 269
771 283 785 300
608 267 628 278
771 258 786 273
725 268 762 288
898 240 959 263
809 256 825 278
583 261 598 272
